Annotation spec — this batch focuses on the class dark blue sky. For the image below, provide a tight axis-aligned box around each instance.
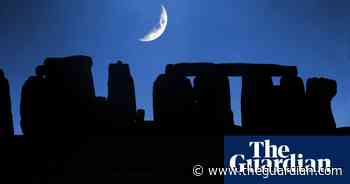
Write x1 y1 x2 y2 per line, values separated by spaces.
1 0 349 134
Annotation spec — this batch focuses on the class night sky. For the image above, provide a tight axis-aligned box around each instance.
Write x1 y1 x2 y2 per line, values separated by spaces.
1 0 349 134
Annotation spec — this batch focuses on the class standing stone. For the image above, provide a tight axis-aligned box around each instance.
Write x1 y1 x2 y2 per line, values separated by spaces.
20 65 49 137
306 77 337 129
193 75 234 130
153 68 195 129
279 76 306 130
241 75 274 130
0 70 13 136
43 55 96 135
44 56 95 101
108 61 136 123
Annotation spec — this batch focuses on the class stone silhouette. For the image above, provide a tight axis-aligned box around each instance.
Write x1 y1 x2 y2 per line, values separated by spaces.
45 56 96 136
306 77 337 129
278 76 307 130
12 58 345 135
241 74 274 130
193 75 234 130
108 61 137 127
44 55 95 100
20 65 49 137
0 70 13 136
153 65 195 130
0 55 348 183
164 63 299 131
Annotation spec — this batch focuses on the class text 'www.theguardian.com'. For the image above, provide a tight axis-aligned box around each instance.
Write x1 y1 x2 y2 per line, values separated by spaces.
193 165 343 178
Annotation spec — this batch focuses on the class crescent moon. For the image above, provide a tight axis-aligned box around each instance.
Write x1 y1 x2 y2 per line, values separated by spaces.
139 5 168 42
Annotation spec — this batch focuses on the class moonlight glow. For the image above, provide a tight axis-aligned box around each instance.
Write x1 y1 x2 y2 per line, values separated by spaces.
139 5 168 42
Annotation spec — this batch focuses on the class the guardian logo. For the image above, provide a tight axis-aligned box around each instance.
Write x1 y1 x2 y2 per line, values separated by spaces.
230 139 332 171
193 139 343 177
